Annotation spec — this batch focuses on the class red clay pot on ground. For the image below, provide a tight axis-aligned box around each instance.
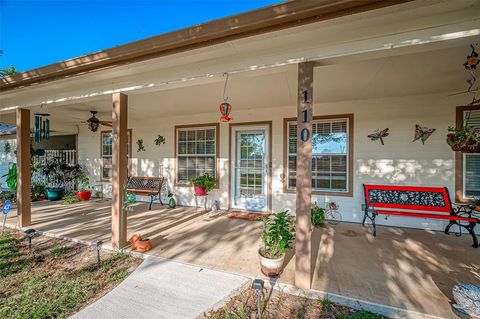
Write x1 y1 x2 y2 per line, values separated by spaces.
76 190 92 201
194 185 207 196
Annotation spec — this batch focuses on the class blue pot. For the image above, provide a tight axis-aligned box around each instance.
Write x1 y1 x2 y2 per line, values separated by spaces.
45 187 65 201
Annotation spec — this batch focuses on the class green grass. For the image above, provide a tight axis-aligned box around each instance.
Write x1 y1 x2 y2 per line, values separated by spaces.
0 232 140 319
50 245 70 257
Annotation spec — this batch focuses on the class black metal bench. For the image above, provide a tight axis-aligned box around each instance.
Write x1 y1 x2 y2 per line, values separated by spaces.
363 184 479 248
126 176 164 210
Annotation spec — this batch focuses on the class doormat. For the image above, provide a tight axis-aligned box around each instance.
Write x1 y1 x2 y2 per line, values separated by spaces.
227 211 265 221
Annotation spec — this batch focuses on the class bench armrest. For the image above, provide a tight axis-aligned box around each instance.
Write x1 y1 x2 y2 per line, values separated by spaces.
452 203 477 220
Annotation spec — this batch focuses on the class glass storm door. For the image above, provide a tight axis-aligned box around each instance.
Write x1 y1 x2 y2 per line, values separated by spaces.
232 127 269 212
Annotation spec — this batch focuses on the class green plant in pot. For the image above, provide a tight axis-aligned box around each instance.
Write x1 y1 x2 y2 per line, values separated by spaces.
190 172 216 195
471 198 480 211
71 164 91 201
258 210 296 276
311 203 325 227
42 158 71 201
447 125 480 153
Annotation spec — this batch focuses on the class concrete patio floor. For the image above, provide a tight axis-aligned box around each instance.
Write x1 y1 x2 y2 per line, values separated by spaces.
6 199 480 319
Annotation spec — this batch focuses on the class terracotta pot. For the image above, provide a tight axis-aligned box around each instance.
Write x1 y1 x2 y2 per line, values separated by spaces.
194 185 207 196
76 190 92 201
475 205 480 212
258 248 285 277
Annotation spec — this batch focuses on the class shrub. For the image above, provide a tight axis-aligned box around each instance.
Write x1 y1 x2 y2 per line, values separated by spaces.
311 203 325 227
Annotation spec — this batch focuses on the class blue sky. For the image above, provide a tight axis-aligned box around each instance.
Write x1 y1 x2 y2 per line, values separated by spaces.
0 0 280 72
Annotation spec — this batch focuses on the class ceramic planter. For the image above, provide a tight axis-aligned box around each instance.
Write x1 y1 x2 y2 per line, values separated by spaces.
76 190 92 201
45 187 65 201
194 185 207 196
258 248 285 276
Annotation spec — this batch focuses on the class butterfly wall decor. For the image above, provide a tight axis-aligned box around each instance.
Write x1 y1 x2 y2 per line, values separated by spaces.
413 124 436 145
368 128 389 145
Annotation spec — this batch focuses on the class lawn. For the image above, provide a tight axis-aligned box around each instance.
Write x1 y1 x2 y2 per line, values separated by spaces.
207 288 387 319
0 230 142 319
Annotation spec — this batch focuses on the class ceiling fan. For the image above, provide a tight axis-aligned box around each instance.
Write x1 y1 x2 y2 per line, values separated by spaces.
84 111 112 132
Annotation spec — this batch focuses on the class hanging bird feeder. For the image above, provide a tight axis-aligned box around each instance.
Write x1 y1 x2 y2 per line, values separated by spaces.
219 73 233 122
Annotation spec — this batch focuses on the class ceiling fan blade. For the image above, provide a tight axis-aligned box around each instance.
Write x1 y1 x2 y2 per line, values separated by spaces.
100 121 112 127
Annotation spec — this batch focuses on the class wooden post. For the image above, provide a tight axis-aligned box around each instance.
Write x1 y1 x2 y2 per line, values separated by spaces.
16 108 31 227
295 61 314 289
111 93 128 248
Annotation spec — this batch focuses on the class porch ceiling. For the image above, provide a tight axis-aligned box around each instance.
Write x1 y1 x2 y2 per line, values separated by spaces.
0 41 474 135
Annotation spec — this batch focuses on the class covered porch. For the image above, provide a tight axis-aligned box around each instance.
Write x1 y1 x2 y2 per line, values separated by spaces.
5 199 479 318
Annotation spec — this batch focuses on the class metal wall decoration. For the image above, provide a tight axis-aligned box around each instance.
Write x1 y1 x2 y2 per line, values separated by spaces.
4 142 11 154
34 113 50 143
413 124 436 145
136 139 146 152
154 135 165 146
464 44 479 104
368 128 389 145
219 72 233 122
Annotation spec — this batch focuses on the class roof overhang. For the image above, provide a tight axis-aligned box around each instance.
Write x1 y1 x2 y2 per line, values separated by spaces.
0 0 411 92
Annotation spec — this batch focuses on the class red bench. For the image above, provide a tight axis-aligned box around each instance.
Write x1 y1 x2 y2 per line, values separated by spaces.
362 184 479 248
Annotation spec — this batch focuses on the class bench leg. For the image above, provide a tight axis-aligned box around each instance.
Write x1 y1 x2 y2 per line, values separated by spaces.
444 220 455 235
372 214 377 237
149 196 153 210
467 222 478 248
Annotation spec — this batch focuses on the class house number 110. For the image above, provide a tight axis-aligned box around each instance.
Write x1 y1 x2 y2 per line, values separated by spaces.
300 89 311 142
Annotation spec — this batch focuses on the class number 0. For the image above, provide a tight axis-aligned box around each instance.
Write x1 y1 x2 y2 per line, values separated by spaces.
300 128 310 142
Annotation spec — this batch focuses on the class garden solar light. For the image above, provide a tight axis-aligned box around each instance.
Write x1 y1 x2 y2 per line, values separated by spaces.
23 228 36 250
252 279 264 318
93 240 103 265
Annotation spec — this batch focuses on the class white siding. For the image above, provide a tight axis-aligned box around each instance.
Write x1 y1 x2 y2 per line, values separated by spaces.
77 92 462 232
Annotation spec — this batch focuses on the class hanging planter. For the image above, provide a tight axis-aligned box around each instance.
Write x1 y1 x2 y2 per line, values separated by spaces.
446 125 480 153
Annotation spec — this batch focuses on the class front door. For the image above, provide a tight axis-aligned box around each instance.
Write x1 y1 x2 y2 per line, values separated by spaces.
231 125 269 212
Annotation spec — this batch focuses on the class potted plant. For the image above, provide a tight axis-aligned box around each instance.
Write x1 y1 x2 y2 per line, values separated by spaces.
471 198 480 211
258 210 296 276
71 164 91 201
190 172 216 195
42 158 72 201
311 203 325 227
75 176 91 201
447 125 480 153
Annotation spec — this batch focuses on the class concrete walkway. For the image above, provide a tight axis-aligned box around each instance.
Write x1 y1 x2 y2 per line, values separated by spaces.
70 256 250 319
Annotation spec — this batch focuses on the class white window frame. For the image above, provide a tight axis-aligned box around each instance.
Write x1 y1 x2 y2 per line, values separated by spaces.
175 124 218 186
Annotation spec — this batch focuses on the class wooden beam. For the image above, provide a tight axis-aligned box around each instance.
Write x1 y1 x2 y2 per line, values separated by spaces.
111 93 128 248
295 61 314 289
16 108 31 227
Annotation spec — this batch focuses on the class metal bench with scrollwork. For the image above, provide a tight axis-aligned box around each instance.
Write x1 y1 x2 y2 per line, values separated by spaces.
362 184 479 248
126 176 164 210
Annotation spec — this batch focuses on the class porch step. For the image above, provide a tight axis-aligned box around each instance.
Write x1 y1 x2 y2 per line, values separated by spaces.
69 256 250 319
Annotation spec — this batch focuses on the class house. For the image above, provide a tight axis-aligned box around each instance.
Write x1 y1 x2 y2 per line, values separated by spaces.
1 0 479 289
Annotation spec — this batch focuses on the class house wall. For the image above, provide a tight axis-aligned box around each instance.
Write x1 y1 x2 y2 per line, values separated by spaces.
77 92 464 232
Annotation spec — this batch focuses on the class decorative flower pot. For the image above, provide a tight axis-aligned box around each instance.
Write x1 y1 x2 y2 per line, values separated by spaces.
258 248 285 277
76 190 92 201
194 185 207 196
129 234 152 253
45 187 65 201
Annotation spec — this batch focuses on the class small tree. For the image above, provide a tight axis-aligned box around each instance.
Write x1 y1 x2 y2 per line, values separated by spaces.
0 65 19 77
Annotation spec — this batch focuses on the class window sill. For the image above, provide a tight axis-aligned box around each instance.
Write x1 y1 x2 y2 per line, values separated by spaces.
283 188 353 197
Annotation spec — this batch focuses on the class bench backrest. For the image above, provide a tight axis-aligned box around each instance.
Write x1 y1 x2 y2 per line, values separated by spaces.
127 176 163 191
363 184 453 214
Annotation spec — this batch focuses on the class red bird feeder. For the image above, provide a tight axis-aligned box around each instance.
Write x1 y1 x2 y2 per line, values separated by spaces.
220 102 232 122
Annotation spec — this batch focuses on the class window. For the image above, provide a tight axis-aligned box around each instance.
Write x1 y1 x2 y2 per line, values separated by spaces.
175 124 219 185
284 114 353 195
462 109 480 198
101 130 132 180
